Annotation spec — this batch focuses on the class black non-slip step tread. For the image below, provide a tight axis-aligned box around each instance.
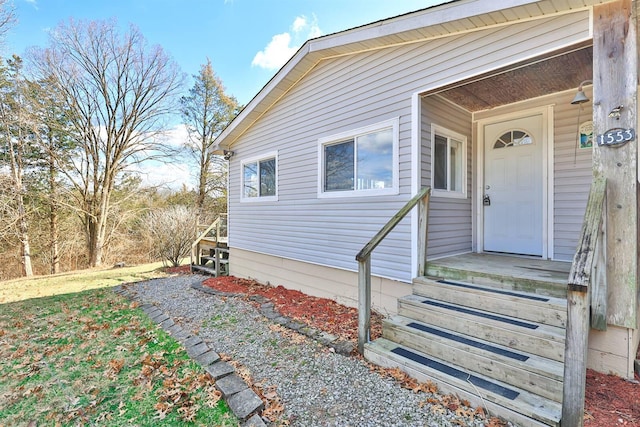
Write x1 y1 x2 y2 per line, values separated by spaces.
384 316 565 380
414 276 567 308
391 346 520 399
420 297 538 329
437 279 550 301
406 321 529 361
401 294 566 335
366 339 562 426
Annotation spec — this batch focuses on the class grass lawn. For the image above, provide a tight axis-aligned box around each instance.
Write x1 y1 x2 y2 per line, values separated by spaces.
0 262 171 304
0 264 237 426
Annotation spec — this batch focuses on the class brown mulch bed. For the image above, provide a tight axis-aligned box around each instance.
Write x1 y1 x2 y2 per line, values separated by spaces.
585 370 640 426
202 276 383 342
200 275 640 426
163 265 192 274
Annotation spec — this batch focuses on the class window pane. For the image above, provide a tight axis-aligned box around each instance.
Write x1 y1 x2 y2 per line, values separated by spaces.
325 140 354 191
243 162 258 197
433 134 447 190
449 139 463 192
356 128 393 190
259 158 276 196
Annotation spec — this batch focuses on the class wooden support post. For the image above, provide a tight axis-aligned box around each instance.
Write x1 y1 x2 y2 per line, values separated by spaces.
357 258 371 354
592 0 638 330
562 287 591 427
214 247 221 277
417 191 430 277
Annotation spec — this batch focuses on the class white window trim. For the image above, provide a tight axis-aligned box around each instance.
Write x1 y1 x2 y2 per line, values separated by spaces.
240 150 279 203
317 117 400 199
431 124 467 199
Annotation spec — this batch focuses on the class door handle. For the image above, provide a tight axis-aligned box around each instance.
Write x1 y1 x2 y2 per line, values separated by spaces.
483 194 491 206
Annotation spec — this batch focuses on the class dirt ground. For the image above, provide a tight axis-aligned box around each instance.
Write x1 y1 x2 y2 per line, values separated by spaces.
196 273 640 426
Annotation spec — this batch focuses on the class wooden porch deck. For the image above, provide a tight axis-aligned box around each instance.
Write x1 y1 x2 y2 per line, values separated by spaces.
426 252 571 298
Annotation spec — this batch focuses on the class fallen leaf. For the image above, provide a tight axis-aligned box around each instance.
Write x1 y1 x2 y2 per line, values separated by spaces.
456 407 474 418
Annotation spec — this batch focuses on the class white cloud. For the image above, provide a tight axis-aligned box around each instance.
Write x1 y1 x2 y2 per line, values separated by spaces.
162 123 189 148
252 15 323 71
292 16 307 33
134 161 193 191
122 125 193 190
251 33 296 70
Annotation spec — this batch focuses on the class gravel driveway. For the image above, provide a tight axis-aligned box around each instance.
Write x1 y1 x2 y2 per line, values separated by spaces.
125 275 494 427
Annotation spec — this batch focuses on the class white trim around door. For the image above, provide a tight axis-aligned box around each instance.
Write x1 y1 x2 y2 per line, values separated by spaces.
475 105 554 259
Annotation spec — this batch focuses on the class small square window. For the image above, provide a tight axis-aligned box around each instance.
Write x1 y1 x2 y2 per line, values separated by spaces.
242 152 278 201
431 125 466 198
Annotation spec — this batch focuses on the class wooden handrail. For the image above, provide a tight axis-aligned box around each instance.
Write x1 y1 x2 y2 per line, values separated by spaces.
190 214 228 267
566 176 607 295
562 176 607 426
356 187 431 354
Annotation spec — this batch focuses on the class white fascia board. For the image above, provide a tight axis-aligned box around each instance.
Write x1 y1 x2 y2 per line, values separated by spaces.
214 42 312 148
214 0 586 150
307 0 541 52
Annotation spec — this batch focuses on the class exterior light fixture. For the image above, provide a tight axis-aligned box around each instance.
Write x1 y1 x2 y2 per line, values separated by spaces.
571 80 593 105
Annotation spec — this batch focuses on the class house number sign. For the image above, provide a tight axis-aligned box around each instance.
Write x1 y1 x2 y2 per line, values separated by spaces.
597 128 635 147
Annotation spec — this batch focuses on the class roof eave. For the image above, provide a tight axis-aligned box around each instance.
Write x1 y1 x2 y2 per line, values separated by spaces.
213 0 605 149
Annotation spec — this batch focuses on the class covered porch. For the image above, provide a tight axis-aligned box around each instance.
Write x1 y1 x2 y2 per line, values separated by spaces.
362 2 639 426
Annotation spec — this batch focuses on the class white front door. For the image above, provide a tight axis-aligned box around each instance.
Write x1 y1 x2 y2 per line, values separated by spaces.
483 114 543 256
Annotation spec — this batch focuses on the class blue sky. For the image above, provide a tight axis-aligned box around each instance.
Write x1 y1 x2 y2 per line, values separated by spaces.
8 0 445 105
7 0 444 188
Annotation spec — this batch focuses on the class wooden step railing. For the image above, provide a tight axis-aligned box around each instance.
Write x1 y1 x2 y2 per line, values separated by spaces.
191 214 228 267
562 176 607 426
356 187 431 354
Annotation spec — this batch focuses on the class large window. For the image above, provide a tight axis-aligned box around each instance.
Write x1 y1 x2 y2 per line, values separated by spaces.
431 125 466 197
319 118 399 197
242 152 277 201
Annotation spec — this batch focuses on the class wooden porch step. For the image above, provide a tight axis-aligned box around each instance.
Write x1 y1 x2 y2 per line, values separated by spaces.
398 294 565 362
413 277 567 328
365 338 561 427
425 253 569 298
383 316 563 402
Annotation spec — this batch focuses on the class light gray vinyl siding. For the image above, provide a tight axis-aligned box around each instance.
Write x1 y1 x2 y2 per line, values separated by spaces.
229 11 590 283
421 96 473 258
552 91 593 260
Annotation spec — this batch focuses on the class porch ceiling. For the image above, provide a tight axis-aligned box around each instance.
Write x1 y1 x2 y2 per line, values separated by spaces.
437 47 593 112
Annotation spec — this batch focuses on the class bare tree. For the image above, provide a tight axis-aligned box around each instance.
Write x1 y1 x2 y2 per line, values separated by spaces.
144 205 196 267
0 56 35 276
30 19 184 267
0 0 14 42
180 59 239 225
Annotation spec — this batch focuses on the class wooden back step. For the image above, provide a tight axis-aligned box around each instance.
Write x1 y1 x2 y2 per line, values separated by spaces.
191 244 229 277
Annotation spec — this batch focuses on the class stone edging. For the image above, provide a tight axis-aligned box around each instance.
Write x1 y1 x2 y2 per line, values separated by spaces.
190 281 356 356
112 284 267 427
